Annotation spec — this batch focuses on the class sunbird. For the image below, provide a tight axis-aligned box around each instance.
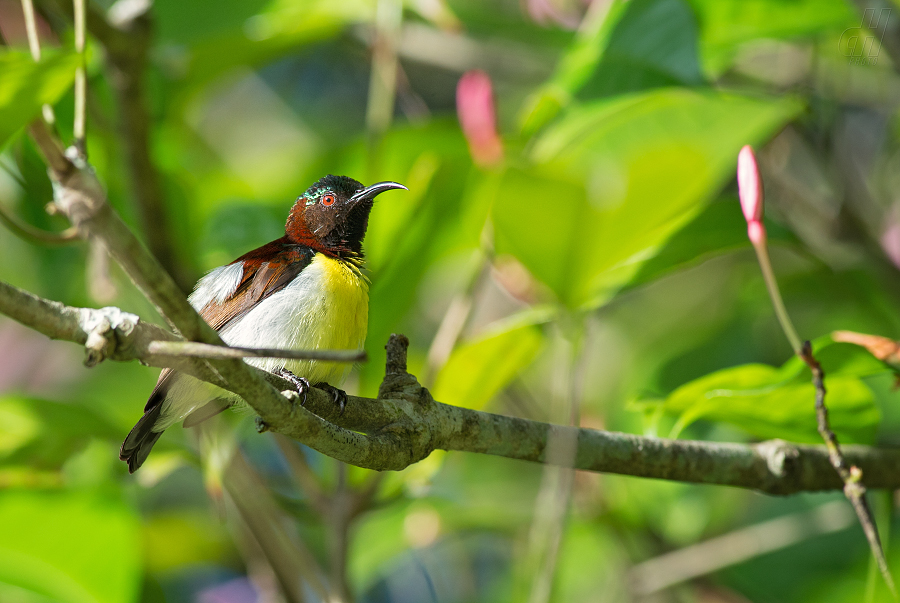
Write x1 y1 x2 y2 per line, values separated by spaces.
120 176 407 472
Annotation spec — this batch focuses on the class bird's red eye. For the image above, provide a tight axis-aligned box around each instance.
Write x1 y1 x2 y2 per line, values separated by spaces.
322 194 335 206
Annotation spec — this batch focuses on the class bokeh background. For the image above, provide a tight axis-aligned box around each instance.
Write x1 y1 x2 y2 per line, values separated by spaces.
2 0 900 601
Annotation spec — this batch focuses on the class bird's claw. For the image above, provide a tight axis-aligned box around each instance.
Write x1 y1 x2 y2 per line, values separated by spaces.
278 368 310 409
315 382 348 415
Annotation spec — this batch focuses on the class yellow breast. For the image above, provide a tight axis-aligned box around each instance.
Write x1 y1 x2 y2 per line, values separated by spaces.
280 252 369 385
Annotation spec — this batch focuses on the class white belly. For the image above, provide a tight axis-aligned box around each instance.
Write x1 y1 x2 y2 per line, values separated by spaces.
158 253 368 429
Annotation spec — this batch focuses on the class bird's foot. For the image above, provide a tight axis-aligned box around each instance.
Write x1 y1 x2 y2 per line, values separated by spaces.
315 382 348 415
278 368 310 409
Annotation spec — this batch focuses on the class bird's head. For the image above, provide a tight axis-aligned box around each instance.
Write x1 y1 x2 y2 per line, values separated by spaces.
285 175 406 256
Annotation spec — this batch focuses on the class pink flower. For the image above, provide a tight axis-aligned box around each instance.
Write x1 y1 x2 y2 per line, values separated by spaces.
456 70 504 167
737 145 766 245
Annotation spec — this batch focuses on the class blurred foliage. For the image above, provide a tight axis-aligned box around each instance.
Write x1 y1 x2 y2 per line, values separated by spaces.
0 50 77 147
2 0 900 601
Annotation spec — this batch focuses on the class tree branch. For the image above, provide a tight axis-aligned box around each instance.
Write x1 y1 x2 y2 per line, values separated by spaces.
3 278 900 495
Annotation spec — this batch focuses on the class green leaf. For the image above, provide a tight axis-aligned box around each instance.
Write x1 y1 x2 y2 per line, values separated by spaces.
662 363 880 444
432 308 551 410
0 51 79 148
495 88 802 309
0 489 141 603
578 0 704 98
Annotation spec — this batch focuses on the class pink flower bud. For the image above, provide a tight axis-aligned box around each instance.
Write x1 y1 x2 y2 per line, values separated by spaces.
737 145 763 223
747 220 767 246
456 70 504 167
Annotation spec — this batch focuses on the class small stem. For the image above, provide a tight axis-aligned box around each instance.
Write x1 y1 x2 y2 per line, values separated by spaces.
752 241 803 353
20 0 56 125
147 341 366 363
21 0 41 60
0 200 79 245
73 0 87 155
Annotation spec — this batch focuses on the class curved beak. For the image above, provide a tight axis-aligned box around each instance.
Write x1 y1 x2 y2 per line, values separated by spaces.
349 181 407 203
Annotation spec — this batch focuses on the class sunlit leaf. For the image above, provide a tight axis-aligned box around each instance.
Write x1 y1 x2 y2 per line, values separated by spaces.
497 88 801 309
0 489 141 603
432 308 551 410
0 51 78 148
662 363 880 444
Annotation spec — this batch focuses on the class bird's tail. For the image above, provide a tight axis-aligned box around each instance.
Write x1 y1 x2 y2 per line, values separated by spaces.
119 392 165 473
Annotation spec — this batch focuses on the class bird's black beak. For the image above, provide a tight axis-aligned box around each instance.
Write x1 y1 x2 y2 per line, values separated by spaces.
349 181 407 203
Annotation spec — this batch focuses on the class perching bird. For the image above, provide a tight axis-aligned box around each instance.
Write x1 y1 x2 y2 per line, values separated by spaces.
120 175 407 473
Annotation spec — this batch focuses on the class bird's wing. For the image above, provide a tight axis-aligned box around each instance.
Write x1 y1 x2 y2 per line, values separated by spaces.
197 238 315 331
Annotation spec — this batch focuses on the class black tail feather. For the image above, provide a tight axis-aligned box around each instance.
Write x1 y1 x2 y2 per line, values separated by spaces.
120 395 164 474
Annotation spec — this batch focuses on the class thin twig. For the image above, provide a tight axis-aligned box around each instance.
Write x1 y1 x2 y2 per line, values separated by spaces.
72 0 87 156
0 200 79 245
20 0 55 125
147 340 367 363
21 0 41 60
799 341 897 598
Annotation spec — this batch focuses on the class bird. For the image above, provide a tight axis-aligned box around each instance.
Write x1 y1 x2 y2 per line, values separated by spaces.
119 175 407 473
